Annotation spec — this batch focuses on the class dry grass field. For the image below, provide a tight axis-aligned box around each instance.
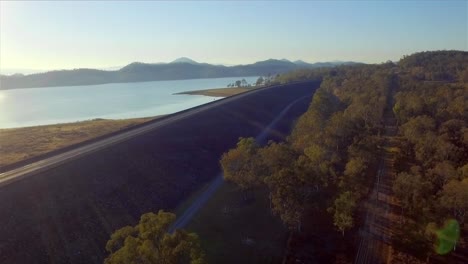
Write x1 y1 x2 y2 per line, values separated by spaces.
0 117 155 168
175 87 256 97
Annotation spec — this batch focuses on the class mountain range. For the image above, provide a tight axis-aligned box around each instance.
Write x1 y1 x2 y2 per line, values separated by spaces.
0 58 360 89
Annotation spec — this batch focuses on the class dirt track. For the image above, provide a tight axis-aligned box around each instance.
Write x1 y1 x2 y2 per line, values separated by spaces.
355 90 398 264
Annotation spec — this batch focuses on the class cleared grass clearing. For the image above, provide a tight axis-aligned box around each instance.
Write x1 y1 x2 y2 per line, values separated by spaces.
0 117 155 168
185 182 288 264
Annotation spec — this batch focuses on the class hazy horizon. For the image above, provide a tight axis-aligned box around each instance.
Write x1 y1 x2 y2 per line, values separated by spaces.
0 57 358 75
1 1 466 73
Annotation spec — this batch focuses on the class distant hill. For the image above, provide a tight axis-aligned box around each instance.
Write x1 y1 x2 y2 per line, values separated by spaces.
0 58 361 89
170 57 200 64
293 60 310 66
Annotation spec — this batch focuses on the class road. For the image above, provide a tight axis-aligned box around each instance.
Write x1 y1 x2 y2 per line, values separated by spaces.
354 102 398 264
0 81 319 264
168 95 311 232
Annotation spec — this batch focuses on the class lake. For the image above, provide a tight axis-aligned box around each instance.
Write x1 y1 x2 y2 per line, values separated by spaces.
0 76 258 129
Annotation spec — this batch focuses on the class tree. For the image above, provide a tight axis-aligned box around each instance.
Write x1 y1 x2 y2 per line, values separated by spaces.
260 142 329 230
235 80 242 87
265 168 306 231
104 210 205 264
392 168 433 215
220 137 263 191
258 141 296 176
347 136 380 162
241 79 248 87
255 76 264 86
428 161 457 190
295 153 328 191
400 116 436 145
457 69 468 83
339 157 368 194
458 164 468 180
328 191 357 236
439 179 468 224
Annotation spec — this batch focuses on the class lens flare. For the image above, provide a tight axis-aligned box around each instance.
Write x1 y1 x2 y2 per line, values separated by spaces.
428 219 461 255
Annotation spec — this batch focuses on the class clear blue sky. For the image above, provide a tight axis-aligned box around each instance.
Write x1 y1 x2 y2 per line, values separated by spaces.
1 1 466 71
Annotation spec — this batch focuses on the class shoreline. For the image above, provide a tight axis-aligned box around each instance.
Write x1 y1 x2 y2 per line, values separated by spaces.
174 86 260 97
0 116 159 131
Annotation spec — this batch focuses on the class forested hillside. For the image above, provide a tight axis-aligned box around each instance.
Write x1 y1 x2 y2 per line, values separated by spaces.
391 51 468 261
220 50 467 263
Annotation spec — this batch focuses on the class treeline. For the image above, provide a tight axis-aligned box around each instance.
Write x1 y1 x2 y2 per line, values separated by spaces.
392 51 468 257
227 78 252 88
226 74 279 88
274 67 333 84
220 63 394 235
399 50 468 82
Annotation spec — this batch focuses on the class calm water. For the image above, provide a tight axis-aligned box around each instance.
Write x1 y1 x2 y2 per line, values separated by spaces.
0 76 258 129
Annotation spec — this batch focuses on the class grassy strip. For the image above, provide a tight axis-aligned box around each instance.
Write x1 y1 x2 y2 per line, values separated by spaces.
174 87 259 97
0 117 156 168
173 180 213 217
185 182 288 264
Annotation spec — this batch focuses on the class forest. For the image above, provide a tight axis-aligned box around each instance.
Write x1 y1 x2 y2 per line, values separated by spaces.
391 51 467 260
221 62 394 262
104 51 467 263
220 50 467 262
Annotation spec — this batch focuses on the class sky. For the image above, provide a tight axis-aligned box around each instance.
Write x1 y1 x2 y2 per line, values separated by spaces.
0 1 467 73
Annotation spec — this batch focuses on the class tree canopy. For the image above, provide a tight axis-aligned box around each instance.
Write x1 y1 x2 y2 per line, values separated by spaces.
104 210 205 264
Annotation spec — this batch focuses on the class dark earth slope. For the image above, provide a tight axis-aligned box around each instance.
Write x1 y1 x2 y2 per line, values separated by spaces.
0 81 319 264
